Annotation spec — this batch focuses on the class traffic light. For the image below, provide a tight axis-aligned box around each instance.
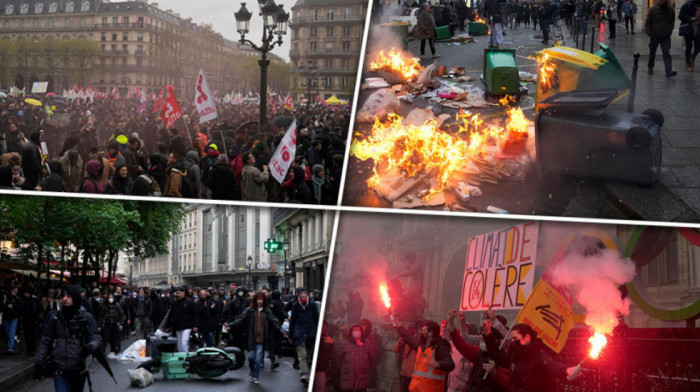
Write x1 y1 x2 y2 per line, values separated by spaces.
263 238 281 253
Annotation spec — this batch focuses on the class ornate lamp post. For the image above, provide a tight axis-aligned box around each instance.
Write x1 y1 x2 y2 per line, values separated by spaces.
246 254 253 290
297 59 319 108
235 1 289 133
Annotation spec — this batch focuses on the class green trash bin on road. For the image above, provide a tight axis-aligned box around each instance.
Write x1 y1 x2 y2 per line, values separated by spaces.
482 48 519 95
379 22 410 50
468 22 489 36
435 25 451 40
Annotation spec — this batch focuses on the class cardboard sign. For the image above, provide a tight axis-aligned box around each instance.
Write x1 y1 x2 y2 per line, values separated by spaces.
31 82 49 93
460 222 538 311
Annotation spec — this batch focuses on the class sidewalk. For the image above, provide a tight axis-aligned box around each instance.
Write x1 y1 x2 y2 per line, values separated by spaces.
0 331 35 390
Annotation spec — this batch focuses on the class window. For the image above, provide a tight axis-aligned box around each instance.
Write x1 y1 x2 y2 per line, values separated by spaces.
111 44 117 52
34 2 43 14
326 26 333 37
102 17 107 27
137 32 143 42
123 32 128 41
34 19 39 28
343 59 350 70
112 16 118 27
20 3 29 14
124 16 129 26
311 9 318 21
80 17 86 27
326 9 334 20
324 76 332 87
137 44 143 54
48 19 53 28
325 42 333 53
111 33 117 41
310 27 317 37
342 77 349 88
309 42 316 53
101 32 106 41
344 7 352 20
100 44 105 52
292 28 298 39
49 2 58 13
19 20 24 28
343 26 351 36
2 21 7 29
342 41 350 52
122 44 128 54
325 59 331 68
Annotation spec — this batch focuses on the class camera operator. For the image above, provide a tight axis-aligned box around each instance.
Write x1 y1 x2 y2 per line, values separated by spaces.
34 285 101 392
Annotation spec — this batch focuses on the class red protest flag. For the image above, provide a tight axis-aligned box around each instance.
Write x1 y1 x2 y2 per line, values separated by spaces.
160 85 183 128
153 87 164 113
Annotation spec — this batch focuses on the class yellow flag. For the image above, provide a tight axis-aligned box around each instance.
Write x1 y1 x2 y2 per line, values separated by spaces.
514 278 574 353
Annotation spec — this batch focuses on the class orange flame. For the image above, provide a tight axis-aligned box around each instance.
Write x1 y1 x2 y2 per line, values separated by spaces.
140 347 146 357
588 332 607 360
474 14 491 34
537 53 557 93
369 48 424 80
379 284 391 309
351 107 530 199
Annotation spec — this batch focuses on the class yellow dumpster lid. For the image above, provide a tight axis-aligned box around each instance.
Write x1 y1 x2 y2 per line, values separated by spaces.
540 46 608 70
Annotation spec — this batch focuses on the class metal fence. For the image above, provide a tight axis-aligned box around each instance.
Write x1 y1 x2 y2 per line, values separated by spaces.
555 329 700 392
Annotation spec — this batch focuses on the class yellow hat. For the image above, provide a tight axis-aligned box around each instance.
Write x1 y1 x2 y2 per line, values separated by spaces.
209 143 218 151
116 134 128 144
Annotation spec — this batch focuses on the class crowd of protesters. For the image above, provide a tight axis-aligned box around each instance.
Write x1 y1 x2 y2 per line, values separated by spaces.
0 95 348 204
0 277 321 389
315 294 588 392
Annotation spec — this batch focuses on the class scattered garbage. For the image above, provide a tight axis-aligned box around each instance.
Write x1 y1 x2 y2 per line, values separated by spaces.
117 339 150 363
356 88 401 123
128 367 155 387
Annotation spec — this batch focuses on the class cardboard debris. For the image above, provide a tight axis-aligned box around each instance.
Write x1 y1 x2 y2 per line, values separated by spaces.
356 88 401 123
407 63 441 94
441 93 489 109
450 67 466 76
372 167 424 202
364 77 390 89
456 76 475 82
402 107 436 126
375 69 407 85
393 192 446 209
436 113 452 128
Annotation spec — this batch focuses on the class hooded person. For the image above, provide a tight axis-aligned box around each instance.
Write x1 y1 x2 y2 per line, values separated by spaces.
288 287 320 384
34 285 101 390
131 174 158 196
183 150 202 198
334 324 374 392
207 154 237 200
21 131 43 190
59 150 83 192
148 153 167 191
38 161 64 192
288 165 312 204
82 159 106 194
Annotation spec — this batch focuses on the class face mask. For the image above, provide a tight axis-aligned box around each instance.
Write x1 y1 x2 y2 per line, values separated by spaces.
96 298 101 302
352 330 362 340
161 294 165 298
109 298 114 304
238 292 244 297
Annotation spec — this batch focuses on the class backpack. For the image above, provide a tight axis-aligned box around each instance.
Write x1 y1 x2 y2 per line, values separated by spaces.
180 174 196 198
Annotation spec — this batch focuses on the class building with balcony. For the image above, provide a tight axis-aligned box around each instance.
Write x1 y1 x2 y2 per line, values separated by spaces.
289 0 367 100
0 0 283 96
272 208 334 293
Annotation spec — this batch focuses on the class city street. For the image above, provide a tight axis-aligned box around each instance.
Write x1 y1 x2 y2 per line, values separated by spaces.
345 14 700 222
13 340 307 392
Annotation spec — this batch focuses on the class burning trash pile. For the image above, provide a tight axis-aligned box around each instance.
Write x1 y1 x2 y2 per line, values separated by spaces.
369 48 425 83
350 101 534 209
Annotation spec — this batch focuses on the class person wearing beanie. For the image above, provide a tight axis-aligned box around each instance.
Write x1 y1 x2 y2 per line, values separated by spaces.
34 285 101 390
288 287 320 384
310 164 331 205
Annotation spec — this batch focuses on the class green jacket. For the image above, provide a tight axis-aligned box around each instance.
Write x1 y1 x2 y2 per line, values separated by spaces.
645 4 676 38
98 302 124 328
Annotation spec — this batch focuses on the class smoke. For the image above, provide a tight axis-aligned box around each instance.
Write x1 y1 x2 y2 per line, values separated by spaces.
549 237 636 335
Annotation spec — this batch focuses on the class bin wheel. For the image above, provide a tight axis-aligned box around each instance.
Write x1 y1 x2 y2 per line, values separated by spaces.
642 109 664 127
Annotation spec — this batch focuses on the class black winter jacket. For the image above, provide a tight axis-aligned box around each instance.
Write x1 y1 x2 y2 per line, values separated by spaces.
35 308 101 372
168 297 197 331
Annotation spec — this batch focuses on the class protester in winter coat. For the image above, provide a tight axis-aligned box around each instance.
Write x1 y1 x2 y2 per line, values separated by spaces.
97 293 124 355
393 324 419 392
21 288 42 355
37 161 64 192
183 150 201 198
622 0 638 33
105 163 134 195
241 152 269 201
167 286 197 352
3 285 24 354
289 288 320 384
34 286 101 391
163 159 187 198
81 159 105 193
226 292 282 385
133 288 152 340
607 0 618 38
335 325 374 392
58 150 83 192
194 289 218 348
20 132 42 190
645 0 677 77
208 154 237 200
415 3 439 58
679 0 700 71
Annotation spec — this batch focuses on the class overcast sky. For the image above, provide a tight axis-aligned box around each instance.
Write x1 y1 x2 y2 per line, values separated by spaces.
157 0 299 61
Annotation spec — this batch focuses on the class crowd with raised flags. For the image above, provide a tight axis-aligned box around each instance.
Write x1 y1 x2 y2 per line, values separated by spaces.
0 75 349 205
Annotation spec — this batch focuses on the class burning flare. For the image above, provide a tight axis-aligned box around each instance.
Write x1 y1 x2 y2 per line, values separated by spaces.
588 332 607 360
379 284 391 309
369 49 424 80
351 105 530 198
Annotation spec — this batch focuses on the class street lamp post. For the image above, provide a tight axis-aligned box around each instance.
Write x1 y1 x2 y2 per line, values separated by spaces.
246 254 253 290
235 1 289 134
297 59 319 108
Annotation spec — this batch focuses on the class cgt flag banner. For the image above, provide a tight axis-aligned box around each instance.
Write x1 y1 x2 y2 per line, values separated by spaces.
160 86 183 128
513 241 576 353
460 222 538 312
269 119 297 184
194 68 218 124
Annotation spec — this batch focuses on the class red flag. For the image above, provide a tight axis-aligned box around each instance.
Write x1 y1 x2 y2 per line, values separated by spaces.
153 87 164 113
283 94 294 111
160 86 183 128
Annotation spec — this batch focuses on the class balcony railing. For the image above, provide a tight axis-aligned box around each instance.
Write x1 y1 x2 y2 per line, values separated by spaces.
95 23 159 31
290 15 365 24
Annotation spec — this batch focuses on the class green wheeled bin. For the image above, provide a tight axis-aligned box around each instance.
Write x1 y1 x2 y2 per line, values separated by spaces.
379 22 410 50
468 22 489 36
435 25 451 40
482 48 519 95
